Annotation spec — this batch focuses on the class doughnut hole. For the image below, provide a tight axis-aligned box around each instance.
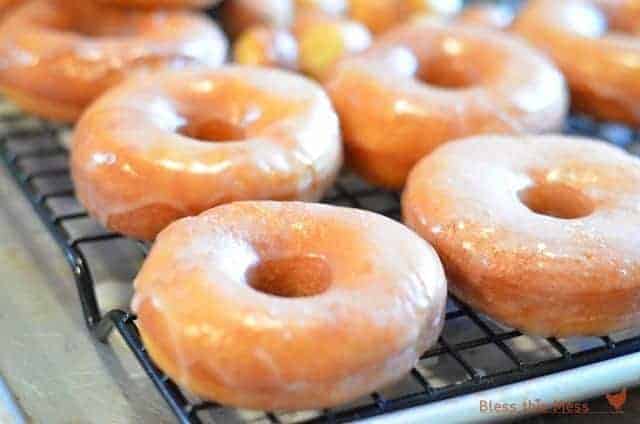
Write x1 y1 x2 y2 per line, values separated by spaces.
413 36 497 89
173 77 304 143
385 46 479 89
417 56 478 89
247 255 332 297
518 182 595 219
179 117 246 142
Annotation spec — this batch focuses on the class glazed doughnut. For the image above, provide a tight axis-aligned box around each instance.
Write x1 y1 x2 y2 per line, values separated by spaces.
132 201 447 410
234 12 371 79
71 66 342 241
349 0 462 34
221 0 294 38
94 0 220 8
0 0 227 122
513 0 640 125
456 3 515 30
324 20 568 189
403 135 640 337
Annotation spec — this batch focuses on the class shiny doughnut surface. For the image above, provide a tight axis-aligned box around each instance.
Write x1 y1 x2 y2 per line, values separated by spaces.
132 201 447 410
71 66 343 240
403 135 640 337
456 3 515 30
325 20 568 189
0 0 227 121
513 0 640 125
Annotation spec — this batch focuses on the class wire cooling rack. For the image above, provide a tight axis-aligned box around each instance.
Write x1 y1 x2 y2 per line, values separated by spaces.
2 89 640 424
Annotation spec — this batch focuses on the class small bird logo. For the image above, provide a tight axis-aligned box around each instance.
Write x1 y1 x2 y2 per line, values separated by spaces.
606 388 627 412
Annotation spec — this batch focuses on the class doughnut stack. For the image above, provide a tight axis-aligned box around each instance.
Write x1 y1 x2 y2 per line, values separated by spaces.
1 0 640 415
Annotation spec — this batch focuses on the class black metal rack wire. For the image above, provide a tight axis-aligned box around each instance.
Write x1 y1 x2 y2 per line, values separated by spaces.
3 100 640 424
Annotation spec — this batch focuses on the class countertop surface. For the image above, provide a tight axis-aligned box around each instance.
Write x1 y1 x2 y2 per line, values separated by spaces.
0 165 174 423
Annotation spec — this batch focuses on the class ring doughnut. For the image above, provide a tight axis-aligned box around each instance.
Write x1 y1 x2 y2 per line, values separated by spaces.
456 3 515 30
324 20 568 189
0 0 227 122
513 0 640 125
132 201 447 410
71 66 342 241
403 135 640 337
234 11 371 79
93 0 221 8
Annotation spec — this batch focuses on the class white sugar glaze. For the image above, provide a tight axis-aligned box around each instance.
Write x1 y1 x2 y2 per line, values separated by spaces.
71 66 343 240
0 0 227 121
132 201 447 410
325 19 569 188
513 0 640 125
404 134 640 336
